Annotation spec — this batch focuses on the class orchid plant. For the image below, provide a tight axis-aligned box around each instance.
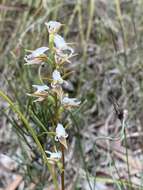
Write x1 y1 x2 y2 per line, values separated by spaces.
24 21 80 190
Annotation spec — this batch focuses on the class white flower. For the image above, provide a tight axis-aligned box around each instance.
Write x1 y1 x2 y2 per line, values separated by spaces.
62 97 81 108
51 70 64 87
45 150 62 163
45 21 62 33
55 123 68 149
54 34 66 49
32 85 49 93
26 85 49 102
29 47 49 58
24 47 49 65
54 34 74 55
52 70 63 83
55 123 68 140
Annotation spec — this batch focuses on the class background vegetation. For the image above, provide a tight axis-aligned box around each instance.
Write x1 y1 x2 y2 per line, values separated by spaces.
1 0 143 189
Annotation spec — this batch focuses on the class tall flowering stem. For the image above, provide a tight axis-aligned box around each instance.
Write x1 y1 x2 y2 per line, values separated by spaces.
61 144 65 190
24 21 80 189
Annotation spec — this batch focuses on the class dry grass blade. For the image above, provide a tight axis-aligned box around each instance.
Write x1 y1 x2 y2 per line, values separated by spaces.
5 175 23 190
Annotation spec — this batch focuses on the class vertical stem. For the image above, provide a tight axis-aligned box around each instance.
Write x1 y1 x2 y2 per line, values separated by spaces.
51 164 59 190
38 64 44 84
124 129 133 190
61 144 65 190
114 0 128 66
49 33 55 50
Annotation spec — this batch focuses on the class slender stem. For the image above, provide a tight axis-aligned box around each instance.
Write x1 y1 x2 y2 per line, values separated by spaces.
115 0 128 66
49 33 54 50
38 64 44 84
61 144 65 190
124 129 133 190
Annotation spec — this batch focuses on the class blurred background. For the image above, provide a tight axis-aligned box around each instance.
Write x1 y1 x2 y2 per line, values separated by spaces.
1 0 143 189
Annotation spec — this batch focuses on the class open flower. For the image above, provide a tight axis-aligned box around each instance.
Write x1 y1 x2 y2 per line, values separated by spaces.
45 21 62 34
24 47 49 65
54 34 74 56
45 150 62 164
55 123 68 149
55 51 75 64
51 70 64 87
32 85 49 93
51 70 69 88
27 84 49 102
62 96 81 109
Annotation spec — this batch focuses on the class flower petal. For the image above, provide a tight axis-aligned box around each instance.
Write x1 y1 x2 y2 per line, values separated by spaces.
54 34 66 49
54 34 74 54
62 97 81 107
59 137 68 149
31 47 49 57
45 21 62 33
52 70 63 85
24 57 44 65
56 123 65 137
52 70 62 80
32 85 49 93
24 47 48 65
45 150 62 161
55 123 68 147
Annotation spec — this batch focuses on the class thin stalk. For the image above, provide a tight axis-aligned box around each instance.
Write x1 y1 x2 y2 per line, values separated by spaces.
86 0 95 50
49 33 55 51
109 155 122 190
124 129 133 190
61 144 65 190
38 64 44 84
29 109 48 132
64 3 78 37
114 0 128 66
77 0 85 59
111 156 126 190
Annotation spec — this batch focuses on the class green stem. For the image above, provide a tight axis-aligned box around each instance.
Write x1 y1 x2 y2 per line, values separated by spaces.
38 64 44 84
49 33 55 50
61 144 65 190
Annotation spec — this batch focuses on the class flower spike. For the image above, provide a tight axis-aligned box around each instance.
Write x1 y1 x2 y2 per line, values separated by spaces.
24 21 80 183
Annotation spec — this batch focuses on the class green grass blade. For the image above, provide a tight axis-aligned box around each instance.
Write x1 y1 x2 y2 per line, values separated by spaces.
0 90 58 189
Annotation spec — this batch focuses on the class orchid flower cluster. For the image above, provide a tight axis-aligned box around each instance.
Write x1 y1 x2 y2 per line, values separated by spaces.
24 21 80 165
